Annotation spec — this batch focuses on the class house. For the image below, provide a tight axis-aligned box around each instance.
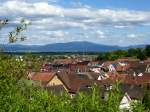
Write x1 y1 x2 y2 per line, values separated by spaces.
86 72 100 80
40 63 52 72
145 64 150 73
97 79 145 111
47 70 98 98
102 61 115 68
108 64 116 72
90 67 101 73
97 78 145 111
117 58 130 62
117 58 140 63
144 59 150 64
75 72 100 80
88 61 104 67
127 63 147 75
100 73 150 89
119 84 144 111
53 59 73 65
28 72 56 85
29 70 94 96
103 59 130 74
69 61 90 73
119 93 132 111
120 84 144 100
115 62 130 73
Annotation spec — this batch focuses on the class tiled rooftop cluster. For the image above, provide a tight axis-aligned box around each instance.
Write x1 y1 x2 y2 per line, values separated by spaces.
28 57 150 103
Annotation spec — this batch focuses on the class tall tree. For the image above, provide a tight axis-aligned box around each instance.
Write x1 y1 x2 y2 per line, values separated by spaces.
145 45 150 57
136 48 146 60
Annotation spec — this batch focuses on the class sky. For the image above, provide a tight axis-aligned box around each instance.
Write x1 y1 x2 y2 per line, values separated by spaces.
0 0 150 46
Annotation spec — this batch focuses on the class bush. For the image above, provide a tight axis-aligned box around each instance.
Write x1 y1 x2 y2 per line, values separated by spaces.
0 54 150 112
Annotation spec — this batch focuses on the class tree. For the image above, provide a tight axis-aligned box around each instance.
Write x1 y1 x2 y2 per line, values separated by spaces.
130 101 145 112
145 45 150 57
0 19 8 30
113 50 128 58
143 89 150 111
136 48 146 60
8 19 31 43
0 19 31 44
105 82 121 112
96 53 105 61
127 48 138 57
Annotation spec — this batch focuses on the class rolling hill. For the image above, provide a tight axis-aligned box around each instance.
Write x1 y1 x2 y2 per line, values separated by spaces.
0 41 146 52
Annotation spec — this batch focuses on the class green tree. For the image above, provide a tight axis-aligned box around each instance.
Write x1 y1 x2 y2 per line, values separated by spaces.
145 45 150 57
127 48 138 57
143 89 150 111
130 101 145 112
136 48 146 60
105 82 121 112
113 50 128 58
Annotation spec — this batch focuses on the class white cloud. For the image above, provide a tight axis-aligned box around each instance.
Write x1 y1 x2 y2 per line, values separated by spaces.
45 30 68 37
96 30 104 35
95 30 105 38
127 34 137 38
0 0 150 46
1 1 150 25
114 25 129 29
0 1 63 17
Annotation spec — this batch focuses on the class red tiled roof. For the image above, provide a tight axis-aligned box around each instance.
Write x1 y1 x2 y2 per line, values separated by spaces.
108 73 127 79
56 70 93 93
103 61 115 67
101 73 150 85
144 59 150 64
89 61 100 65
116 58 140 62
53 59 74 64
116 65 130 72
30 72 56 83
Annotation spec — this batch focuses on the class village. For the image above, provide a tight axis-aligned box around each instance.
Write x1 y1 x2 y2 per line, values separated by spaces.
1 0 150 111
27 56 150 110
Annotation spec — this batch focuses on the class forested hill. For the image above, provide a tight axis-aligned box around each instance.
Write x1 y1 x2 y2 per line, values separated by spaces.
1 41 146 52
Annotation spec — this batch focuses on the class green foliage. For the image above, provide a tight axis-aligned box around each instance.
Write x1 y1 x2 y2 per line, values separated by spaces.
127 48 138 57
73 85 103 112
96 52 111 61
136 48 146 60
8 19 31 43
96 50 126 61
96 47 150 61
143 89 150 111
0 54 150 112
130 101 145 112
0 19 30 44
1 17 150 112
145 45 150 57
104 82 121 112
23 53 41 71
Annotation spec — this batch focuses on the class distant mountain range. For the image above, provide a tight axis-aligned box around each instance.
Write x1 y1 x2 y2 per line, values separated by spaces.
0 41 146 52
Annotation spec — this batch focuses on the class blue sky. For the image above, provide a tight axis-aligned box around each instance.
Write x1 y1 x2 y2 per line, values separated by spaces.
78 0 150 10
0 0 150 46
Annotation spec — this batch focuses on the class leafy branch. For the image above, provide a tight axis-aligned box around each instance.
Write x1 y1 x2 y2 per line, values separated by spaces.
8 19 31 43
0 19 9 30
